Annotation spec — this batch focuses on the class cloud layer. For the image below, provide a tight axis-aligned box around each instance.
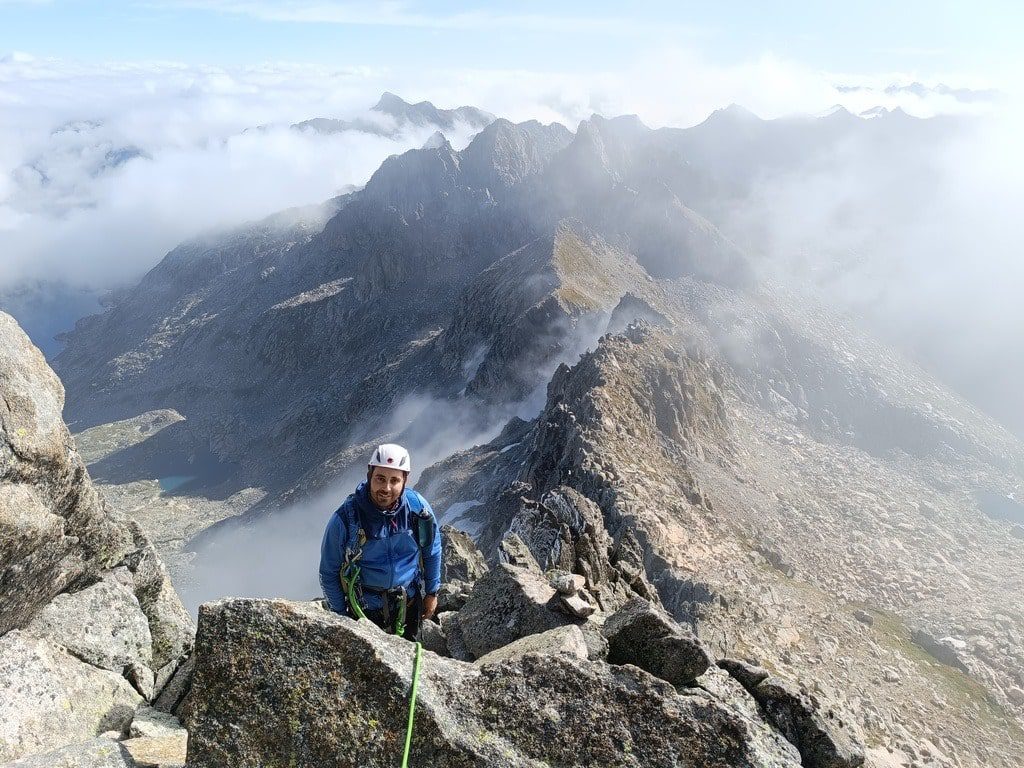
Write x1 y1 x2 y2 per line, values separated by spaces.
2 44 1019 610
0 55 490 294
1 47 1004 289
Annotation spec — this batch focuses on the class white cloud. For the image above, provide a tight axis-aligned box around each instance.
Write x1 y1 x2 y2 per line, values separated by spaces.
0 57 482 292
0 48 1007 317
723 95 1024 435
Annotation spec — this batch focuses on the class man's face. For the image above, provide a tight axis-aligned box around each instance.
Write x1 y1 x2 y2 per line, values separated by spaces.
369 467 406 509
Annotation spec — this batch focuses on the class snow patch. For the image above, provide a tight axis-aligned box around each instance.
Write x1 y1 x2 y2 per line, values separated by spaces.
441 499 485 537
271 277 352 310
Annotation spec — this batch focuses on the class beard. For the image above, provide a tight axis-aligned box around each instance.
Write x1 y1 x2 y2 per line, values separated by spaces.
371 482 404 509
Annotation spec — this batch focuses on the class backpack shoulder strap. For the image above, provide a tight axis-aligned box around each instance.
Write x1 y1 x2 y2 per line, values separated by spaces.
337 496 367 558
404 489 435 553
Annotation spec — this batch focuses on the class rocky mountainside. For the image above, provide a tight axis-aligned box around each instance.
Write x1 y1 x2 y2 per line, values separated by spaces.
421 316 1024 768
2 309 863 768
51 107 785 505
183 492 869 767
46 102 1023 767
0 312 194 765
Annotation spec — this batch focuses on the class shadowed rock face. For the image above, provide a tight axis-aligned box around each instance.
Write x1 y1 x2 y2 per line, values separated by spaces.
603 597 713 686
1 312 134 635
0 312 194 762
719 659 865 768
186 598 802 768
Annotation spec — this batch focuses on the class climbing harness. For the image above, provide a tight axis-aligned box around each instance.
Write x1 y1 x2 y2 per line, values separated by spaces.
401 641 423 768
360 584 409 636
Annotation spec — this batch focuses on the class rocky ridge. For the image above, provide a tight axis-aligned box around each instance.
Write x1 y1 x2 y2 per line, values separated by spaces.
184 554 861 767
421 317 1024 768
1 312 194 765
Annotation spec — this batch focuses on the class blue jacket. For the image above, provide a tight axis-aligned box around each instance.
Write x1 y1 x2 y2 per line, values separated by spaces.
319 481 442 614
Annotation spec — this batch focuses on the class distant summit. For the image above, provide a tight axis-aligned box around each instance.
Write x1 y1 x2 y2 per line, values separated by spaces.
421 130 450 150
818 105 856 120
372 91 493 129
290 92 494 138
701 103 762 125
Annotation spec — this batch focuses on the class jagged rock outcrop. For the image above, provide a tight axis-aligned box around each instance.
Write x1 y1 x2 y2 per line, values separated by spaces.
454 561 578 659
720 660 865 768
506 485 636 612
0 313 135 634
603 597 713 686
0 312 195 763
424 317 1024 766
436 523 489 614
440 523 488 583
186 598 803 767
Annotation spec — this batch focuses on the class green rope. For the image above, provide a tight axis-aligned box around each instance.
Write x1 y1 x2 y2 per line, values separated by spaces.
343 565 367 620
401 642 423 768
394 595 407 637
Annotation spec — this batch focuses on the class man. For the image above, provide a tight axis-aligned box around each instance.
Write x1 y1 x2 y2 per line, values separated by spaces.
319 443 442 640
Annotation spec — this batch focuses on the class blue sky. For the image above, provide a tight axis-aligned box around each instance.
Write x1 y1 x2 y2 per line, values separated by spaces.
1 0 1020 86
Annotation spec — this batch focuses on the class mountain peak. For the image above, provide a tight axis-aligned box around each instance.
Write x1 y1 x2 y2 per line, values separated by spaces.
422 130 450 150
370 91 494 130
819 104 855 119
458 118 573 192
710 103 761 122
372 91 409 113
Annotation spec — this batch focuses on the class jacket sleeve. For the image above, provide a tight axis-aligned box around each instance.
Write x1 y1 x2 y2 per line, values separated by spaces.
319 510 349 614
422 504 443 595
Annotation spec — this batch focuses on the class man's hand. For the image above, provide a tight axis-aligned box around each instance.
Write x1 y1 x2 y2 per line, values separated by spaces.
422 593 438 620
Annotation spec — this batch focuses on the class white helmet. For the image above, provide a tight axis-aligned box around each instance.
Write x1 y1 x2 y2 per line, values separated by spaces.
368 443 411 474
